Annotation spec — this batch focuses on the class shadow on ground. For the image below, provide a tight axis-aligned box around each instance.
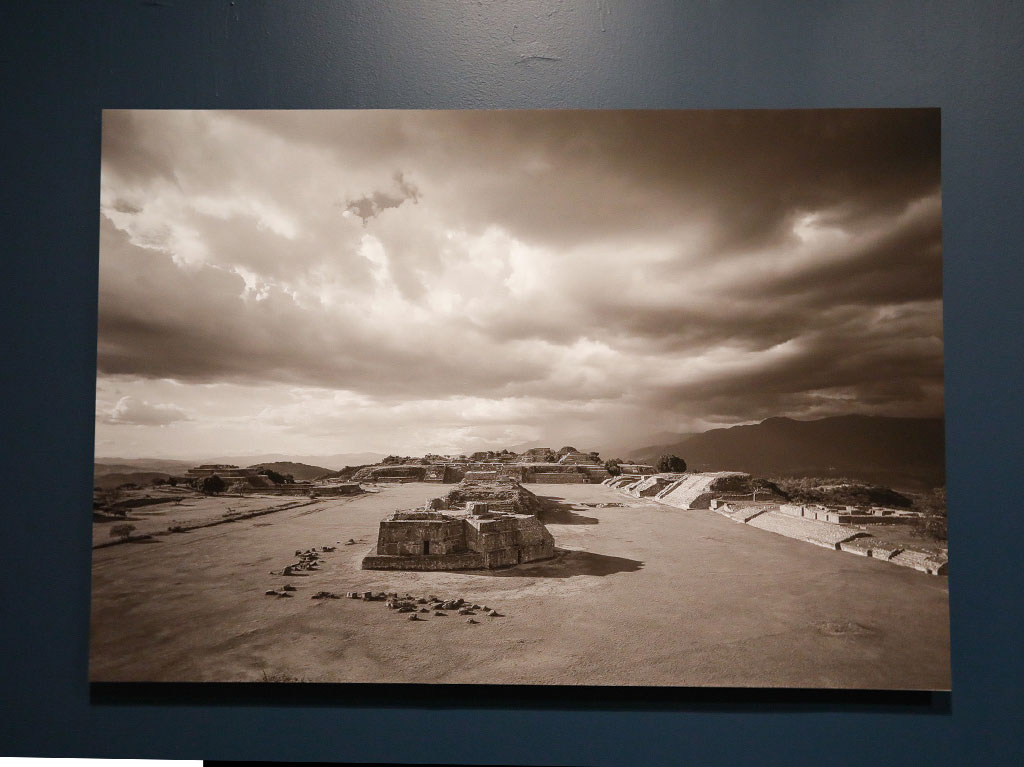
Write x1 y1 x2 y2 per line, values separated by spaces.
476 548 643 578
538 496 599 525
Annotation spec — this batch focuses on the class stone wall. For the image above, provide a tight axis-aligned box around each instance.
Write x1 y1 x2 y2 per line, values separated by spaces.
266 483 362 496
779 503 922 525
374 511 468 556
530 472 586 483
361 551 485 571
351 464 428 482
628 475 676 497
617 464 656 475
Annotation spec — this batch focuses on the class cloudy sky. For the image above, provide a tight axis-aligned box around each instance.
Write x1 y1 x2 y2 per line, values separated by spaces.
95 109 942 460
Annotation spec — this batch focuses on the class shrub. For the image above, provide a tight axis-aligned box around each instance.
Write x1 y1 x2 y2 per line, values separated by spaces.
915 487 947 541
110 523 135 542
771 477 911 508
604 459 622 476
200 474 226 495
656 454 687 473
259 469 288 484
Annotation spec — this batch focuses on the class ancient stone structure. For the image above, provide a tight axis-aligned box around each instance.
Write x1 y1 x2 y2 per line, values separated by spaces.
627 475 679 497
352 459 610 484
712 500 948 575
436 477 544 516
361 479 555 571
263 482 363 497
777 503 923 525
186 464 261 480
654 472 754 509
557 451 597 465
617 463 656 475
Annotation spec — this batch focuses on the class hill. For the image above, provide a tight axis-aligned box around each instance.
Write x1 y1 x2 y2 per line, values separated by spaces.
628 415 945 491
247 461 334 481
94 458 194 476
93 471 172 490
205 453 386 471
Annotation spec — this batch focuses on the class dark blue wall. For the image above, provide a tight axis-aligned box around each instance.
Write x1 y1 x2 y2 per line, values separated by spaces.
2 2 1022 764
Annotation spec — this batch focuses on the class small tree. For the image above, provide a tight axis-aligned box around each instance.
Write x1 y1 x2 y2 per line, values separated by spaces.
917 487 947 541
110 523 136 542
656 454 687 473
200 474 226 495
604 459 622 476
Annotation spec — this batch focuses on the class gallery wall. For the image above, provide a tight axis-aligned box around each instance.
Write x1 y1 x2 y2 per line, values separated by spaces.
2 1 1023 764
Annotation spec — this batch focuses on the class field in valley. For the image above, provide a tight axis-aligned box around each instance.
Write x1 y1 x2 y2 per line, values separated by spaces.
89 482 951 689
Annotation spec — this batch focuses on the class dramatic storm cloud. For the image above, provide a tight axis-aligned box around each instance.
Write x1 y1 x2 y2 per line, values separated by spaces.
95 109 942 458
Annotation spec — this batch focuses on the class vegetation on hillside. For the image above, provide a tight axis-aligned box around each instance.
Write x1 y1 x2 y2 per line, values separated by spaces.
913 487 947 541
770 476 912 508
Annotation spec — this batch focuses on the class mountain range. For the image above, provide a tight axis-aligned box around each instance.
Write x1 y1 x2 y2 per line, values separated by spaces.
94 415 946 492
628 415 945 491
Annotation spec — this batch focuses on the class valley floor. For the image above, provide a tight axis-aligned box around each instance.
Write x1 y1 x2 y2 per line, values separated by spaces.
89 482 951 689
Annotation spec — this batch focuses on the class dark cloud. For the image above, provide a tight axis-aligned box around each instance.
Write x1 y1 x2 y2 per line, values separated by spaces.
96 109 943 454
344 171 420 224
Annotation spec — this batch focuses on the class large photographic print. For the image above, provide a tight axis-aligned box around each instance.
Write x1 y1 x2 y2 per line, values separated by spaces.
91 109 948 689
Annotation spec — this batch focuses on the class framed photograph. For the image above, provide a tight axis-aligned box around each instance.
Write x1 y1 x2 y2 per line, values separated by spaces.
91 108 947 692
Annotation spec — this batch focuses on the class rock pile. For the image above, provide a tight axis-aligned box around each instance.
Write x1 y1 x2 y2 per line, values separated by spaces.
348 591 506 623
265 542 344 597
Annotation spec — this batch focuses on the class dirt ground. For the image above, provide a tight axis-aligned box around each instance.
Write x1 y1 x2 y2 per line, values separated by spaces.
89 483 951 689
92 490 300 546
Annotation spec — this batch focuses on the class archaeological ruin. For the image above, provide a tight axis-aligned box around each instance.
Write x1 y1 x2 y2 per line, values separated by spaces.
604 470 774 508
350 448 611 485
361 478 555 571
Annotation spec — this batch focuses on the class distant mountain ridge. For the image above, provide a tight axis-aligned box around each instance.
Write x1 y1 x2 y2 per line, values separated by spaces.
95 452 386 473
248 461 334 481
628 415 945 491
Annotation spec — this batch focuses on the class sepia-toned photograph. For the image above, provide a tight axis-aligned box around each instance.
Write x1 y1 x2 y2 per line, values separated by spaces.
91 109 948 689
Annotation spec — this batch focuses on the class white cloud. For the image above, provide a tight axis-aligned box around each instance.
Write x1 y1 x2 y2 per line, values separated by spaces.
102 396 191 426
